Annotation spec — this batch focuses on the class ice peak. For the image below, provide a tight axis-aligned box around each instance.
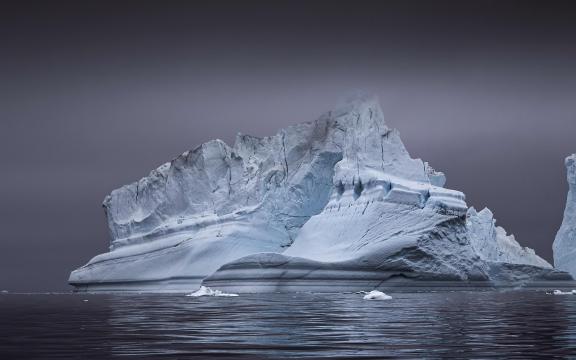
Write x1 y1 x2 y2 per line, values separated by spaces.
478 207 495 219
331 91 386 127
566 154 576 185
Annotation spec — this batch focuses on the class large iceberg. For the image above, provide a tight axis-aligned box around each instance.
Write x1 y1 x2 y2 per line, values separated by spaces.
70 94 569 292
554 155 576 277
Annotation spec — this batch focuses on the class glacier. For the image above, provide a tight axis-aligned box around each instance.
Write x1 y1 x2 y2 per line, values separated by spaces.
69 94 570 292
554 154 576 277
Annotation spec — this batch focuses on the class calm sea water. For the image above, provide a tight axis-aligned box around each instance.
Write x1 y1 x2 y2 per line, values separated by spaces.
1 291 576 359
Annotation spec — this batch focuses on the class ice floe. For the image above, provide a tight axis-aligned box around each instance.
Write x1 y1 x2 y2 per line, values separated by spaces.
363 290 392 300
186 286 239 297
552 289 576 295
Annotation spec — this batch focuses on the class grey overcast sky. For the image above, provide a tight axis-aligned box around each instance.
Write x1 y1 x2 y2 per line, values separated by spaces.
1 0 575 291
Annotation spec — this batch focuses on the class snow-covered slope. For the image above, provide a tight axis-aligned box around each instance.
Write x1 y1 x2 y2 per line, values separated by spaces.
70 94 568 292
554 155 576 277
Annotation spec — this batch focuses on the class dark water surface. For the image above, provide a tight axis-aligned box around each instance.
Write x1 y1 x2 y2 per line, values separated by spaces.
2 291 576 359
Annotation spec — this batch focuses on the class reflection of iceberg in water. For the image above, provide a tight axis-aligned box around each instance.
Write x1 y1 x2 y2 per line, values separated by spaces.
102 292 575 358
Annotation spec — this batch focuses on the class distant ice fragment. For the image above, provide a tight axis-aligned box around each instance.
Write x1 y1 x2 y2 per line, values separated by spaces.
186 286 238 297
363 290 392 300
552 289 576 295
1 290 8 294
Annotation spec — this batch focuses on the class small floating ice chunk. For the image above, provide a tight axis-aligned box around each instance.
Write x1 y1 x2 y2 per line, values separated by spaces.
363 290 392 300
552 289 576 295
1 290 8 294
186 286 238 297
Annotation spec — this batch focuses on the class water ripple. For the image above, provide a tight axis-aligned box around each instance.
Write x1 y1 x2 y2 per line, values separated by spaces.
2 291 576 359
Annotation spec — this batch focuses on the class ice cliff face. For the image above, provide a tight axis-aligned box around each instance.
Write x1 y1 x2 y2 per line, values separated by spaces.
70 95 567 292
554 155 576 277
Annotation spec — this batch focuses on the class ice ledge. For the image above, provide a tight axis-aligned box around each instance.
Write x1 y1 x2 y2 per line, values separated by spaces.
329 175 467 216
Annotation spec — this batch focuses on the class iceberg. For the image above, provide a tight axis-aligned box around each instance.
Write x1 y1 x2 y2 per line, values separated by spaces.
69 93 570 293
554 154 576 277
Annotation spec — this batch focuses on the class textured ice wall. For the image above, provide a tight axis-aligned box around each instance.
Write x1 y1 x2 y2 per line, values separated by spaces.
554 155 576 276
102 94 431 247
203 189 487 293
203 174 564 293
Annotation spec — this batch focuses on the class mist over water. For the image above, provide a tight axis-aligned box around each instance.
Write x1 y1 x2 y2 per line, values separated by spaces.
2 291 576 359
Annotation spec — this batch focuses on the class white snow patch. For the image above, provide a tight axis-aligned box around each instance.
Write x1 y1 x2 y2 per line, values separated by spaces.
186 286 239 297
363 290 392 300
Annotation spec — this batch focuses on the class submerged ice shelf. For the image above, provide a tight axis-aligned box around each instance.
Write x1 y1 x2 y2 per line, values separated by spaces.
69 94 571 293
